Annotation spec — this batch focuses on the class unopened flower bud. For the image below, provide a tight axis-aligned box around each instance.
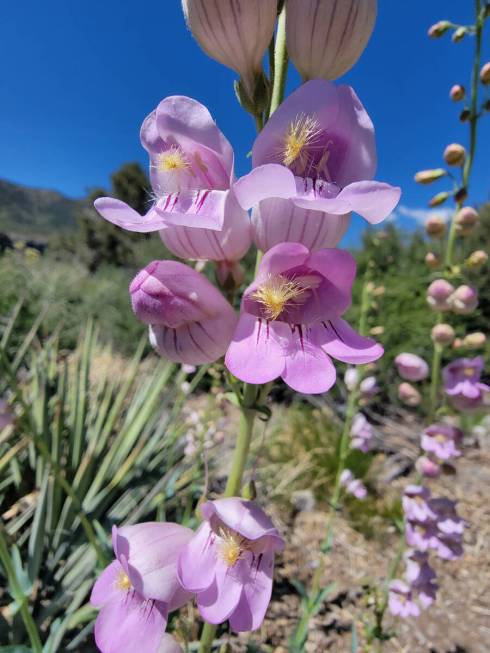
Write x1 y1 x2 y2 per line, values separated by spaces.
431 323 455 346
429 191 450 207
466 250 488 269
463 332 486 349
414 168 447 184
369 326 384 336
459 108 471 122
427 279 454 311
215 260 245 288
425 252 440 269
452 26 467 43
484 99 490 112
455 206 479 236
449 84 465 101
428 20 451 38
416 456 441 478
452 337 463 349
360 376 379 398
425 215 446 238
395 353 429 382
344 367 359 391
286 0 377 81
182 0 277 100
480 62 490 85
449 285 478 315
373 285 385 297
444 143 466 166
398 382 422 407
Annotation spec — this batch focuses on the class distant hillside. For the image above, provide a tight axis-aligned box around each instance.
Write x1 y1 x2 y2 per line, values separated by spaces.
0 178 84 238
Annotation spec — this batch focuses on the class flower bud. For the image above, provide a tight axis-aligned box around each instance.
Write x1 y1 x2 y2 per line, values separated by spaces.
395 353 429 382
455 206 478 237
414 168 447 184
484 99 490 112
344 367 359 391
429 191 450 207
398 382 422 407
373 285 385 296
459 108 471 122
215 260 245 288
431 323 455 346
452 26 467 43
369 326 384 336
480 62 490 85
360 375 379 397
428 20 451 38
130 260 237 365
425 215 446 238
466 250 488 269
182 0 277 99
286 0 377 81
416 456 441 478
427 279 454 311
444 143 466 166
425 252 440 269
453 337 463 349
463 332 486 349
449 285 478 315
449 84 465 101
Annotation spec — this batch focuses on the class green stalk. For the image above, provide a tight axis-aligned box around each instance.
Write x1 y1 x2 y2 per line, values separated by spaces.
199 9 288 650
445 0 483 269
268 4 288 117
0 528 43 653
198 383 259 653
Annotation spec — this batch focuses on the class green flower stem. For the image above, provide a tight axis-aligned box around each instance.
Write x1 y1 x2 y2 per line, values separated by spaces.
432 0 484 413
198 383 260 653
0 527 43 652
268 3 288 117
445 0 483 270
429 340 443 420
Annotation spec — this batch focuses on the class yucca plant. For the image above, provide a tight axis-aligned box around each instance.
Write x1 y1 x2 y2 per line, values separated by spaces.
0 303 205 652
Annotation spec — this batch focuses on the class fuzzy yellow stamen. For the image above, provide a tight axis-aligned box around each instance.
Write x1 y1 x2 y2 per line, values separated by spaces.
281 114 321 169
116 570 132 591
464 367 475 377
156 147 190 173
252 274 308 321
217 528 245 567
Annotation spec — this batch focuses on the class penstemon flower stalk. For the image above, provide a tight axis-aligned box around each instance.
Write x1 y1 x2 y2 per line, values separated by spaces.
88 2 401 652
371 3 489 649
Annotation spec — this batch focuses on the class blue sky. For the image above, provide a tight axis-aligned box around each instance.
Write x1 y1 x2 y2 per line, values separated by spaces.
1 1 489 245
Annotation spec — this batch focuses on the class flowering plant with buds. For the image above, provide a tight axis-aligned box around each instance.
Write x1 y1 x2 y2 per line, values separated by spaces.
75 1 489 652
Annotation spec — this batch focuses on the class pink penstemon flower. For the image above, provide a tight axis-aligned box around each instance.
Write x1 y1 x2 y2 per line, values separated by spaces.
178 498 284 632
225 242 383 394
130 260 237 365
234 80 401 237
94 96 252 263
90 523 193 653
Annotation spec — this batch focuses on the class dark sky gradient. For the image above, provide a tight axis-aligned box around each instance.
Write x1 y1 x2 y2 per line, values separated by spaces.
1 1 489 244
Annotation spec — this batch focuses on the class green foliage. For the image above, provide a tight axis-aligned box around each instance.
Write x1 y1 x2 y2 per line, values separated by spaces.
0 308 201 651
